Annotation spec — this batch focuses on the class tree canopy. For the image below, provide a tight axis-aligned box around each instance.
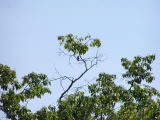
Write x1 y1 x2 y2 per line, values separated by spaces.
0 34 160 120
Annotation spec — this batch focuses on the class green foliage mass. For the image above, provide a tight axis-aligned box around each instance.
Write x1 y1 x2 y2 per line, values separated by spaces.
58 34 101 55
0 34 160 120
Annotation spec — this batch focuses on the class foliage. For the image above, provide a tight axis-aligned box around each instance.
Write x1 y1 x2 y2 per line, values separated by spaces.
0 65 51 120
0 34 160 120
58 34 101 55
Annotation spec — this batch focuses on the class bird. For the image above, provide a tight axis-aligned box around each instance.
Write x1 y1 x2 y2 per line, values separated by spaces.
77 56 79 61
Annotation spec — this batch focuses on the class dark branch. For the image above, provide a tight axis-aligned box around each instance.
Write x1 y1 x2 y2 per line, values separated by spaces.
59 55 100 101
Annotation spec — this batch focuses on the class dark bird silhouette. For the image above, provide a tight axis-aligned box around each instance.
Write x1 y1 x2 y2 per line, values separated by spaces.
77 56 79 61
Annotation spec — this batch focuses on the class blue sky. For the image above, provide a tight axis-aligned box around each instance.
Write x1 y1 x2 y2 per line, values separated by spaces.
0 0 160 112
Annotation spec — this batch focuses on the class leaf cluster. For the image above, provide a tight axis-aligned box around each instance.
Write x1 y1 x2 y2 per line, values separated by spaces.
58 34 101 55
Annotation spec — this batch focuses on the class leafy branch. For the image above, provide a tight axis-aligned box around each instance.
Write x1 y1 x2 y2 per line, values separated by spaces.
55 34 102 101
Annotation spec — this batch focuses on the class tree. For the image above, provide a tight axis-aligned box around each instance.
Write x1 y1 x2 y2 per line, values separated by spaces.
0 34 160 120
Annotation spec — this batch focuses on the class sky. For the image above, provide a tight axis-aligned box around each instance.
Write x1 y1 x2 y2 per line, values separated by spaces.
0 0 160 113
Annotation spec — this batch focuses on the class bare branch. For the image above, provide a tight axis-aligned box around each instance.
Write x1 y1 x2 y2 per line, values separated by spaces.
58 48 75 64
19 84 29 94
59 54 100 101
73 78 96 93
79 55 88 69
55 48 103 101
